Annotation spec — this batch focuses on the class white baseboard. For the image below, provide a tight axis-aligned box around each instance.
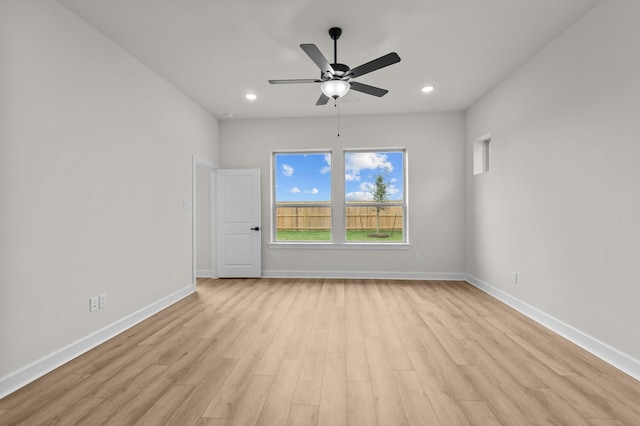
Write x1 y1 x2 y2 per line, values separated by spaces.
196 269 213 278
0 283 196 399
465 274 640 381
262 270 467 281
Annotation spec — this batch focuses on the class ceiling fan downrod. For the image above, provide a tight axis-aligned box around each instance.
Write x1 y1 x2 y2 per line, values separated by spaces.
329 27 342 65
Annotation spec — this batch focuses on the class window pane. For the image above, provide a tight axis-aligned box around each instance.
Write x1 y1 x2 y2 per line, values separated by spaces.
345 205 404 242
273 152 332 242
274 153 331 203
275 205 331 241
345 150 406 243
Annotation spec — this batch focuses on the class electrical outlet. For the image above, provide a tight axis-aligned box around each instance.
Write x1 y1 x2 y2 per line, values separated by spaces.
512 272 518 284
415 253 421 261
99 293 107 309
90 296 99 312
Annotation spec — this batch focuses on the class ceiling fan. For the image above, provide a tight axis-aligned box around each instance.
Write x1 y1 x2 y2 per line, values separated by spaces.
269 27 401 106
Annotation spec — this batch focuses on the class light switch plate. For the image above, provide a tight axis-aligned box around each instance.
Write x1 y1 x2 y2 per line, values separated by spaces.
90 296 99 312
99 293 107 309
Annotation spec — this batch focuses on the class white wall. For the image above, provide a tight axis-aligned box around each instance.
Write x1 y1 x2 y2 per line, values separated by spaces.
466 0 640 362
0 0 218 388
220 113 465 278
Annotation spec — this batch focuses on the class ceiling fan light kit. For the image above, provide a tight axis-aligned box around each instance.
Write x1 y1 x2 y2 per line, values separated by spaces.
269 27 401 106
321 80 350 99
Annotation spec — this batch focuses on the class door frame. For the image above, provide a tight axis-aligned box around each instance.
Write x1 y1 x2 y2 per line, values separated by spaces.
192 155 217 287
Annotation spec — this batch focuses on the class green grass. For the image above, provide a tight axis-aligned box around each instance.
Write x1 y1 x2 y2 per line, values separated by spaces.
276 230 331 241
276 229 404 242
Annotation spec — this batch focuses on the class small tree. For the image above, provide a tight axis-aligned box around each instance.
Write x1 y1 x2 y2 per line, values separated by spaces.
371 174 389 235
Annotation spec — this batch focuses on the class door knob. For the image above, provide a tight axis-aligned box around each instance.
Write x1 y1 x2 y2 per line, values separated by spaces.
250 226 260 231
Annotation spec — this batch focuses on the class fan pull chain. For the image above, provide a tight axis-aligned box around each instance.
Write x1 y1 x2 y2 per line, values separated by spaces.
336 98 340 137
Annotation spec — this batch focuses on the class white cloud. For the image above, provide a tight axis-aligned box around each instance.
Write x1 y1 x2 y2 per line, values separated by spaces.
359 181 374 192
290 186 301 193
282 164 294 177
346 180 400 201
345 152 393 173
345 191 374 201
345 171 360 182
344 152 393 181
320 154 331 175
305 188 319 194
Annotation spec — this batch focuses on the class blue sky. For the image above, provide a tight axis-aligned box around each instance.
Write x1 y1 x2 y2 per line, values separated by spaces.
275 151 403 202
275 153 331 202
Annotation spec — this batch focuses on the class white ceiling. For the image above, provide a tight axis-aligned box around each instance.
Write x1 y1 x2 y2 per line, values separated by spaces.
58 0 600 120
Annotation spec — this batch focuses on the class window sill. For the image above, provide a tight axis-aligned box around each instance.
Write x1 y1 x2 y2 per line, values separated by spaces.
269 242 411 250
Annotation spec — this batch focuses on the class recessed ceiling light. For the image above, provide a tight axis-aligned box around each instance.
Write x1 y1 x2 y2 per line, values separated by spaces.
245 93 257 101
421 85 435 94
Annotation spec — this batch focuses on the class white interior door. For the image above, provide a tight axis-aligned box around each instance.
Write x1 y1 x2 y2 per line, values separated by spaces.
215 169 261 277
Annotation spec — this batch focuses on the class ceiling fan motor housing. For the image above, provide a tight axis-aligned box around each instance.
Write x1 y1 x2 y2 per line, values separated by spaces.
327 63 349 79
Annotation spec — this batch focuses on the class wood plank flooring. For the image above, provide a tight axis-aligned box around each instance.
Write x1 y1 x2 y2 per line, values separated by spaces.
1 278 639 425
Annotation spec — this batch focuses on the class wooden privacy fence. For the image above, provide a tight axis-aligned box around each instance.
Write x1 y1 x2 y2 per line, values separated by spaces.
276 205 403 231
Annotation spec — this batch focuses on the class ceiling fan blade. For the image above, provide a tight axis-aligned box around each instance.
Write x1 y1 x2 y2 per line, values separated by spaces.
316 93 330 106
300 44 334 77
269 79 321 84
349 81 389 97
347 52 401 78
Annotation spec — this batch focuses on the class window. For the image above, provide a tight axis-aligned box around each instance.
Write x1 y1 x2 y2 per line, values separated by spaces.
273 152 332 242
474 134 491 175
344 150 406 243
272 149 408 245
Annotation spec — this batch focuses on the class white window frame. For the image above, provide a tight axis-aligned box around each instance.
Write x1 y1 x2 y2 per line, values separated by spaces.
270 148 410 249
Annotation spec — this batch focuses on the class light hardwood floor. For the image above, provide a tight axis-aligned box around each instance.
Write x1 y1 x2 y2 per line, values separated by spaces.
1 278 639 425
